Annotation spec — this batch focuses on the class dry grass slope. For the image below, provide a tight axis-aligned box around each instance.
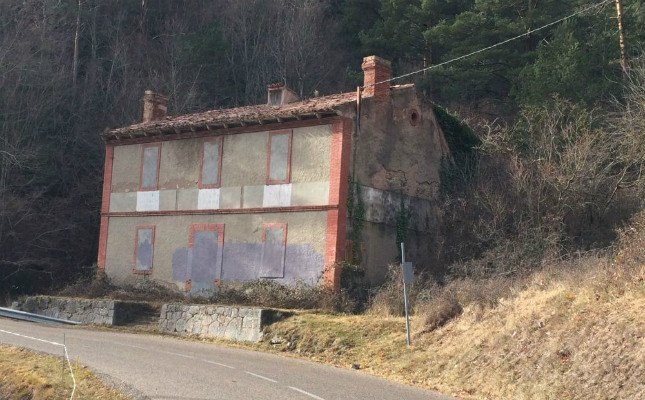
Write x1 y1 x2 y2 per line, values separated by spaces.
0 345 129 400
259 212 645 399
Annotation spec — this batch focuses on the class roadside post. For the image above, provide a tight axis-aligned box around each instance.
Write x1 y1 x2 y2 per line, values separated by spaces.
401 243 413 346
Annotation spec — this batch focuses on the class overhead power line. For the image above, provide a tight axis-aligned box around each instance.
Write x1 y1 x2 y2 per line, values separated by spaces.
362 0 614 89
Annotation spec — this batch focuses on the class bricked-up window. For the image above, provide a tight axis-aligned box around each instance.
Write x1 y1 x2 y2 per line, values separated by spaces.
140 144 161 190
188 224 224 286
199 138 223 188
266 130 292 185
259 223 287 278
133 226 155 274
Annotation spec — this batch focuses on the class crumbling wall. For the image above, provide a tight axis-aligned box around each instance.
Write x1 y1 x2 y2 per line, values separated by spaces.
344 85 449 282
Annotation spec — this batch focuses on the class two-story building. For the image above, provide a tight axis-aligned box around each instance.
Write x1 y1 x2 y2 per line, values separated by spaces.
97 56 450 293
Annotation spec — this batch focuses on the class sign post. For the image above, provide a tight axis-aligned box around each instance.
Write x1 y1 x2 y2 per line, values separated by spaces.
401 243 413 346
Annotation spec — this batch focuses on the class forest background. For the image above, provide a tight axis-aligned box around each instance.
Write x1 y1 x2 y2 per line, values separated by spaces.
1 0 643 296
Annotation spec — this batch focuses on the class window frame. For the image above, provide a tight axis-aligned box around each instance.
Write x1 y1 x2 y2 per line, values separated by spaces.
265 130 293 185
138 143 161 191
199 137 223 189
188 223 225 289
189 223 225 247
132 225 156 275
260 223 287 278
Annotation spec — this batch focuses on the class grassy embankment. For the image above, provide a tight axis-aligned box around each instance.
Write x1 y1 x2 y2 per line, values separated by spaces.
0 345 128 400
251 265 644 399
244 214 645 400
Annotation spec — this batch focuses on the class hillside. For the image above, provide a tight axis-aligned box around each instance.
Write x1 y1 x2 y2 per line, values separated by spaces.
253 213 644 399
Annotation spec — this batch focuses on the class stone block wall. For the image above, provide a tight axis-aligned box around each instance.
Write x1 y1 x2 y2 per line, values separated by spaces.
158 304 268 342
20 296 154 325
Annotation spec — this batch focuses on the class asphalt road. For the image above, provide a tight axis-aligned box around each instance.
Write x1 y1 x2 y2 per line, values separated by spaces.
0 317 456 400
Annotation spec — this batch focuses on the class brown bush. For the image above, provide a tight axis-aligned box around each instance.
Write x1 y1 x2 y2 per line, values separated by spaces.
417 290 462 332
367 265 436 317
213 280 356 312
439 88 645 279
614 210 645 273
58 273 357 313
58 274 187 303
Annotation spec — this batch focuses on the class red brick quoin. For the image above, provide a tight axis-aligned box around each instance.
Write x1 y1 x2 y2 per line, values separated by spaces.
97 145 114 272
324 118 352 290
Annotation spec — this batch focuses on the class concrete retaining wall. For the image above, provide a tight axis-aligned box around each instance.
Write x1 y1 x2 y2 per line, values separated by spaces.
158 304 271 342
20 296 154 326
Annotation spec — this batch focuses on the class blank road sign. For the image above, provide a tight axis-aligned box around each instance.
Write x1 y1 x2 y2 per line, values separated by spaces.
402 262 413 284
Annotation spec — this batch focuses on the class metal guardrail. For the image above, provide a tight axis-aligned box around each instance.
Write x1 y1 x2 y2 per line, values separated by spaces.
0 307 82 325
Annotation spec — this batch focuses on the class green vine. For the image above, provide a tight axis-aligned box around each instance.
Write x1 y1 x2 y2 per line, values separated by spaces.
433 104 481 191
347 175 365 265
395 196 412 262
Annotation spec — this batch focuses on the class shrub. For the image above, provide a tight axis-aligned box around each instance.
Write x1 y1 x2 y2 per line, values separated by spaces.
367 264 437 317
213 280 358 313
416 289 462 332
439 92 644 278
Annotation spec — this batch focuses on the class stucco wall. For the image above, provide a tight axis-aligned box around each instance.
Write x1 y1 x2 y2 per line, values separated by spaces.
339 86 448 282
104 211 327 291
108 124 332 212
360 221 440 283
352 86 448 201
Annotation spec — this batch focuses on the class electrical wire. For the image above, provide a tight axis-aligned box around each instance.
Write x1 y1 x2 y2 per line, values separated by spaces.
362 0 614 89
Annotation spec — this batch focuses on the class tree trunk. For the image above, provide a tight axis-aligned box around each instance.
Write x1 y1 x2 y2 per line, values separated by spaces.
72 0 81 91
615 0 627 74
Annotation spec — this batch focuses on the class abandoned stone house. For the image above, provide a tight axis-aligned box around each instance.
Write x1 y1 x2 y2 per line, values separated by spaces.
97 55 450 293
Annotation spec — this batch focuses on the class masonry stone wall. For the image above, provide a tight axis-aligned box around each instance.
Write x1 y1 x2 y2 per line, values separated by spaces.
158 304 267 342
21 296 153 325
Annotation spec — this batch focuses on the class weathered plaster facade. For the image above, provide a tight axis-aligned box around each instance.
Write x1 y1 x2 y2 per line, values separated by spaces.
98 56 450 291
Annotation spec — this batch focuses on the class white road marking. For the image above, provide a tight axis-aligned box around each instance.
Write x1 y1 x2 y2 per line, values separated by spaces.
119 343 147 350
202 359 235 369
244 371 278 383
0 328 64 347
288 386 326 400
162 350 194 359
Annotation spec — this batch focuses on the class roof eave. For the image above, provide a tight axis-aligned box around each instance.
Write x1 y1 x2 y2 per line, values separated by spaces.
102 110 342 142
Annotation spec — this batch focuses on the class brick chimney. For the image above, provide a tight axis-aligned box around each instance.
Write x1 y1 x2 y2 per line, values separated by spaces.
361 56 391 99
142 90 169 122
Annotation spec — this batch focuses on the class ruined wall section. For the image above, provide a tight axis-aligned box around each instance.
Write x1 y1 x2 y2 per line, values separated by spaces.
345 86 450 282
353 86 448 202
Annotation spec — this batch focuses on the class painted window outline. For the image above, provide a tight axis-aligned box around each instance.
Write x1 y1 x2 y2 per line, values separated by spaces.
189 223 225 247
139 143 161 191
199 137 223 189
259 223 287 279
266 130 293 185
132 225 155 275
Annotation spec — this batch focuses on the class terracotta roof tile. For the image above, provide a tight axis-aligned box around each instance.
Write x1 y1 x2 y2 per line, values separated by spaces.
103 91 359 141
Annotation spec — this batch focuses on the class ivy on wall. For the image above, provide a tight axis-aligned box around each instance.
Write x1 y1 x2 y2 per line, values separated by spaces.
347 175 366 265
433 104 481 190
395 196 412 261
